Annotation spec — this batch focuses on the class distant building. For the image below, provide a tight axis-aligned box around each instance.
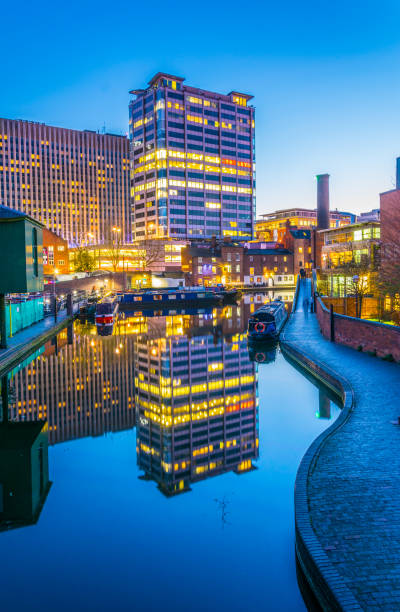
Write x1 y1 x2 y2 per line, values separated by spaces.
243 246 293 285
256 208 353 243
129 73 255 242
284 229 313 274
42 228 69 275
0 119 130 246
181 240 244 286
319 221 380 296
357 209 380 222
181 238 297 286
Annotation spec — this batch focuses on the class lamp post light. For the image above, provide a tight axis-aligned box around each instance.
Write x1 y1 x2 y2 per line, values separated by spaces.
53 267 59 322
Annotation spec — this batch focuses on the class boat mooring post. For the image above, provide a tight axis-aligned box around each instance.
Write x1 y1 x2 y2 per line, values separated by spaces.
330 303 335 342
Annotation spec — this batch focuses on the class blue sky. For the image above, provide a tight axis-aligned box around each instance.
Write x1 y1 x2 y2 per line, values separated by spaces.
3 0 400 215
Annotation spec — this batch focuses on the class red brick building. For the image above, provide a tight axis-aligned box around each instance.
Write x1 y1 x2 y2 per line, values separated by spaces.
43 228 69 275
243 247 293 285
284 229 313 273
182 239 296 286
380 184 400 315
181 241 243 286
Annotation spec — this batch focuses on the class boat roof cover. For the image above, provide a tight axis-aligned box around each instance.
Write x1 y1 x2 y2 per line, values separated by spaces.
253 301 285 316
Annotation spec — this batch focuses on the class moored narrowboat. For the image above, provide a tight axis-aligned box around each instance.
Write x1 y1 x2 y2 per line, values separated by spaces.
247 300 287 340
118 289 222 310
95 295 119 326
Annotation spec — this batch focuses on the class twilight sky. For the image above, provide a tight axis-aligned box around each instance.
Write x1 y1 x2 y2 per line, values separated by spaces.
3 0 400 216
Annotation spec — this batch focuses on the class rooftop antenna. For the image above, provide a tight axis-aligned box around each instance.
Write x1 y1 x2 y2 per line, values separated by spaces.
101 122 106 134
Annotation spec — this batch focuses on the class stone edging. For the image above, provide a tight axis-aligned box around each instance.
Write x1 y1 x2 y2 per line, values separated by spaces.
280 336 363 611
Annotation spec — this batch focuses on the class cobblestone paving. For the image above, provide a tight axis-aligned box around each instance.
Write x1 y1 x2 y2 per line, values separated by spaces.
285 280 400 611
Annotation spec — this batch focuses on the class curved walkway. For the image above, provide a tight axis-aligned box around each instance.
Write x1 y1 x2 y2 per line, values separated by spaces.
282 279 400 611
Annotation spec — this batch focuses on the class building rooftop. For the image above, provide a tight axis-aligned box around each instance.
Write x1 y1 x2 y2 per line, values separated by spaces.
0 204 44 227
0 118 129 140
318 220 380 234
245 248 291 255
258 208 352 220
130 73 254 104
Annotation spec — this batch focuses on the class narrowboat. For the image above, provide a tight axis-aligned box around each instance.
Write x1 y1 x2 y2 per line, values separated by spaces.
118 289 222 311
247 300 287 340
79 295 99 319
95 295 119 326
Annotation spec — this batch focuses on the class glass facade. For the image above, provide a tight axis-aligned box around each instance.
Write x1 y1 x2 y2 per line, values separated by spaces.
129 74 256 242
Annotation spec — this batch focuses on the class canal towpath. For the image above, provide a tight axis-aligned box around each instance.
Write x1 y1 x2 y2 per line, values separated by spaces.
282 279 400 611
0 307 77 376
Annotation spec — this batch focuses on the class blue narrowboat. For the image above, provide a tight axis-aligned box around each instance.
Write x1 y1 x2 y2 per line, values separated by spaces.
247 300 287 341
118 289 222 310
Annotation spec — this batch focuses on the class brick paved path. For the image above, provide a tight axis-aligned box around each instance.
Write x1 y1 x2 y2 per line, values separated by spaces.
285 279 400 611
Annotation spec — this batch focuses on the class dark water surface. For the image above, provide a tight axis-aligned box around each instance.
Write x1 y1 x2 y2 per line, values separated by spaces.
0 297 339 611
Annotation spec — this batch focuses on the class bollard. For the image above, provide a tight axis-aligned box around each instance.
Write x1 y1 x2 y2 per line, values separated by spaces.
53 294 58 323
66 293 73 316
330 303 335 342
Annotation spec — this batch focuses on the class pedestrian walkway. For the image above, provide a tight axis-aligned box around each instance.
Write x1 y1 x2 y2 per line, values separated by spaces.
0 308 74 375
283 279 400 610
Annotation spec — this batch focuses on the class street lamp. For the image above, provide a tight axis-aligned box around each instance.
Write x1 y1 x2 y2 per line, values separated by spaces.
53 268 59 322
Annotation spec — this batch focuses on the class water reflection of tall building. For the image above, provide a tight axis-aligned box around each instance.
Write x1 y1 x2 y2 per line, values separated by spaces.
135 312 259 496
9 322 136 444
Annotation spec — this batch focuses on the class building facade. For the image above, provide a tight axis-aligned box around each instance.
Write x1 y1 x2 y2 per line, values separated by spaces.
182 239 296 286
319 221 380 296
129 73 255 242
243 246 293 285
42 228 69 275
0 119 130 246
255 208 353 243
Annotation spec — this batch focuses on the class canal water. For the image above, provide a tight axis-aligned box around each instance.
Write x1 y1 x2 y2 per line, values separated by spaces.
0 294 340 612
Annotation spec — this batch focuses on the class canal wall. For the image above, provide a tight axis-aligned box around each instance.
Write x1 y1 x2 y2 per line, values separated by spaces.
320 295 380 319
314 286 400 362
281 278 400 611
51 272 128 296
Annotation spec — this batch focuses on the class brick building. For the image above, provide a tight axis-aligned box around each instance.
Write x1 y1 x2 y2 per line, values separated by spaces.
42 228 69 275
284 229 313 273
181 240 243 286
379 159 400 316
243 247 293 285
182 239 295 286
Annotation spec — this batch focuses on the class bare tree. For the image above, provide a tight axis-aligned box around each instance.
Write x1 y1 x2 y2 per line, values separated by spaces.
337 253 377 318
135 239 165 271
104 227 123 272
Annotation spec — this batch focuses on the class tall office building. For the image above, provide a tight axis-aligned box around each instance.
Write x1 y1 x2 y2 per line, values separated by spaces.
0 119 131 245
129 73 255 242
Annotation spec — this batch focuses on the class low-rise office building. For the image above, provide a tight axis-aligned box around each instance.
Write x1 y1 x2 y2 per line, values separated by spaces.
256 207 354 243
319 221 380 296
